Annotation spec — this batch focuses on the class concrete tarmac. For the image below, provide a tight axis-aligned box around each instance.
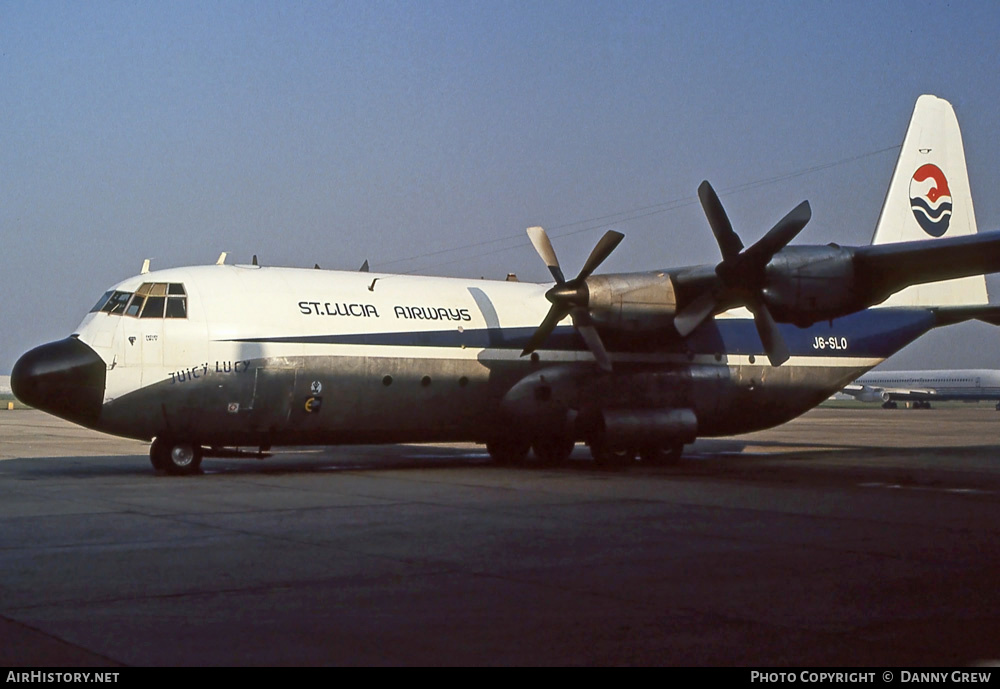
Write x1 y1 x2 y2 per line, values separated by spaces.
1 407 999 666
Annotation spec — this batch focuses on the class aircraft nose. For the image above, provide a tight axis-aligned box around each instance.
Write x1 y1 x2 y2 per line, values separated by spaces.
11 337 106 427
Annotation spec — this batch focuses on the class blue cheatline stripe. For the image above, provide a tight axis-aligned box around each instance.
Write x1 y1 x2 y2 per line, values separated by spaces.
222 307 937 360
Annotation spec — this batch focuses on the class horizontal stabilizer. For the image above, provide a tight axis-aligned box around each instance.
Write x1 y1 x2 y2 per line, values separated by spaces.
855 230 1000 307
930 304 1000 327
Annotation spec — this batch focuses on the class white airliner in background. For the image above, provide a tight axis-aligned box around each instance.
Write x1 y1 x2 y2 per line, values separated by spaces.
843 370 1000 409
13 94 1000 474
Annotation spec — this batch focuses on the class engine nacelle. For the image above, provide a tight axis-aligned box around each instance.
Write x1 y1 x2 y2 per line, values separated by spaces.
585 272 677 330
762 245 864 326
854 386 891 403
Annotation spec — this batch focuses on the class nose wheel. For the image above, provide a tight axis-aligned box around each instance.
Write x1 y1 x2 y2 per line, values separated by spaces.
151 437 203 475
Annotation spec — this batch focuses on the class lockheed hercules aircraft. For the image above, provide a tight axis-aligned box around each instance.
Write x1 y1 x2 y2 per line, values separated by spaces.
13 95 1000 474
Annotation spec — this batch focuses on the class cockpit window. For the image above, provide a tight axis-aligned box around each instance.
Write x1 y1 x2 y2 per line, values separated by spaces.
165 296 187 318
100 291 132 315
125 294 145 317
123 283 187 319
165 284 186 318
140 296 165 318
90 291 114 313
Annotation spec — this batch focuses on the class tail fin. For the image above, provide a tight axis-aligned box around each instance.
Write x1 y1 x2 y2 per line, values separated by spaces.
872 94 987 306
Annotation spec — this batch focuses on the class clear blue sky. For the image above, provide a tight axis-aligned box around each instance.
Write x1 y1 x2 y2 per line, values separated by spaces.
3 1 1000 372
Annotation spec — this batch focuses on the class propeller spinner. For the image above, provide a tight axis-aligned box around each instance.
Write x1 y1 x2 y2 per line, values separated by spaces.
521 227 624 372
674 181 811 366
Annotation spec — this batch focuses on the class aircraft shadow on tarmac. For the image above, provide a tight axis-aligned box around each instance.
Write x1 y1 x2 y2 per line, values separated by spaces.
5 439 1000 491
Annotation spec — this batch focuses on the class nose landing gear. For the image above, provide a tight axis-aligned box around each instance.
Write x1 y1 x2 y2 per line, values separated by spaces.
150 437 203 475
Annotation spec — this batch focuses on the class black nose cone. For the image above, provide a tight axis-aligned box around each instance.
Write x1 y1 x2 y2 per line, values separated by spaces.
12 337 106 427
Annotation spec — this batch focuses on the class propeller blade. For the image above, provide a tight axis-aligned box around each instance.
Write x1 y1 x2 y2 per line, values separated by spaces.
571 308 612 372
521 304 569 357
698 181 743 261
576 230 625 282
522 227 624 367
527 226 566 284
683 181 809 364
674 291 718 337
750 300 790 366
741 200 812 267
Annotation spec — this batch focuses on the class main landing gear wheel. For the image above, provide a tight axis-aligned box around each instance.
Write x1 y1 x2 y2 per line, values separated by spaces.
589 439 636 468
486 437 531 465
639 443 683 465
151 437 203 475
149 441 166 471
532 437 575 465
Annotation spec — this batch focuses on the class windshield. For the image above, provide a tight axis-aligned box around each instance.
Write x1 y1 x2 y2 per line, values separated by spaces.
90 283 186 318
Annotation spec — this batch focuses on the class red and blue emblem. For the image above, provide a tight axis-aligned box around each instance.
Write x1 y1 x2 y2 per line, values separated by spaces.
909 164 952 237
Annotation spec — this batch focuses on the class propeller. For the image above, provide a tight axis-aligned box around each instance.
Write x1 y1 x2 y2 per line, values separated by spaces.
521 226 625 372
674 181 811 366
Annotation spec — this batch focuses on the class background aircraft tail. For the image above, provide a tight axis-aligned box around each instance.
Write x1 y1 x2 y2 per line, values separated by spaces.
871 94 987 307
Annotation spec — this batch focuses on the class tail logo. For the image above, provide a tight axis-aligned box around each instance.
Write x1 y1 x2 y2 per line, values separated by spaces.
909 164 952 237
